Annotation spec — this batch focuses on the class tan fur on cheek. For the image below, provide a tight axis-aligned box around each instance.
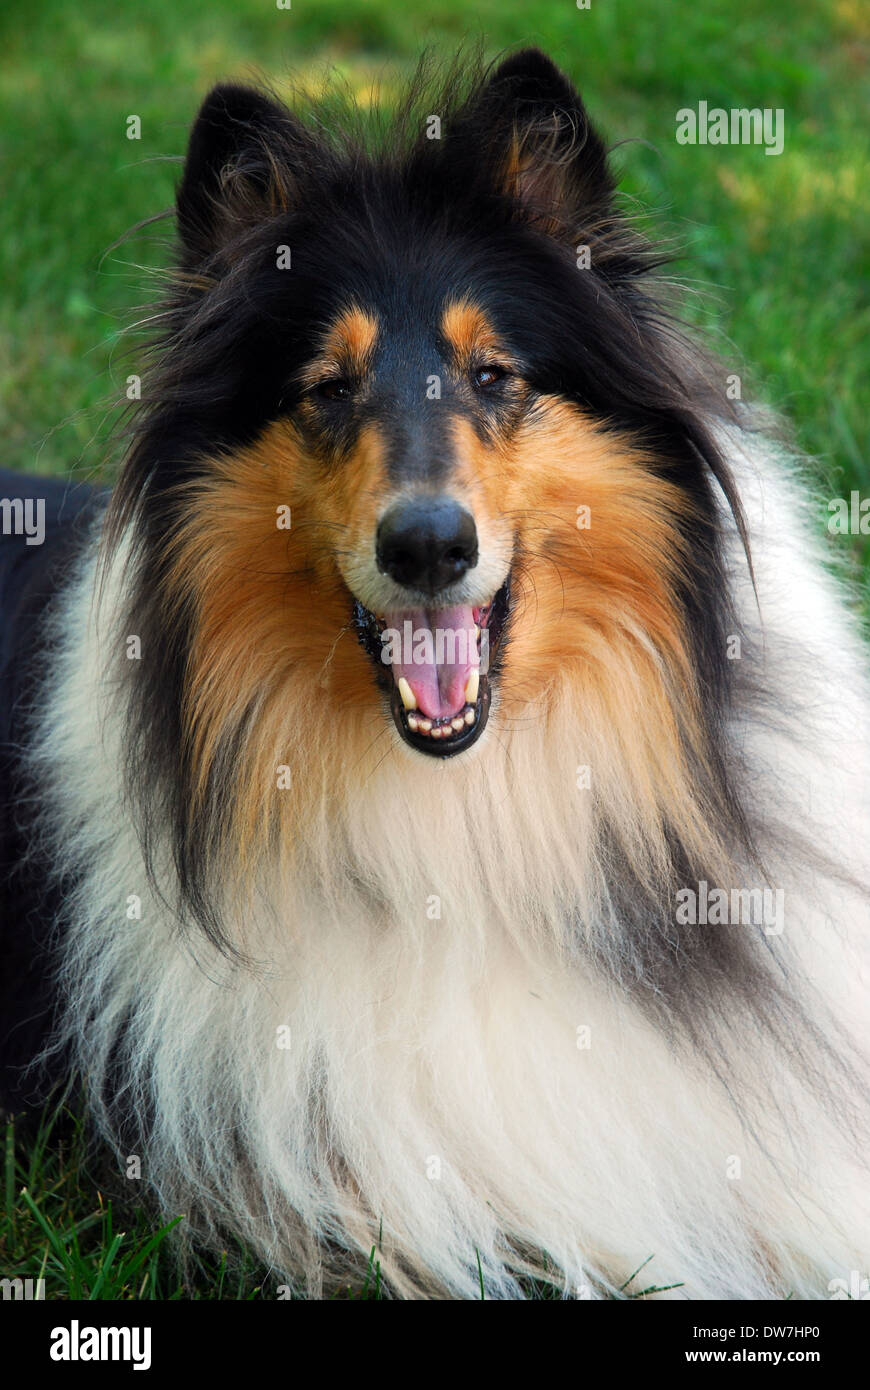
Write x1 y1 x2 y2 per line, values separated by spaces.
492 401 719 866
501 402 695 700
160 419 390 857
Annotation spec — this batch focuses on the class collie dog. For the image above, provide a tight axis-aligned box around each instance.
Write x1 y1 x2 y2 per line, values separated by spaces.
1 49 868 1300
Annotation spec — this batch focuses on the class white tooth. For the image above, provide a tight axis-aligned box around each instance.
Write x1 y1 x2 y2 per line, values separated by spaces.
464 708 475 725
407 714 419 731
464 669 479 705
398 677 417 711
451 717 464 732
441 724 453 737
419 719 432 732
430 726 442 739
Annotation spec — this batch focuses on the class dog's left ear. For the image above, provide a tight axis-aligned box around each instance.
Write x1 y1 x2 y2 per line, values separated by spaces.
453 49 614 234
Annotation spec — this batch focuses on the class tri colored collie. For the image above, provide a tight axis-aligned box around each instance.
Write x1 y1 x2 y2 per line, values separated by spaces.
1 49 868 1300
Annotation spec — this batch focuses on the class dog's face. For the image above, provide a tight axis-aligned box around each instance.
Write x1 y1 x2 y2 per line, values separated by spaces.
115 47 738 866
274 287 522 757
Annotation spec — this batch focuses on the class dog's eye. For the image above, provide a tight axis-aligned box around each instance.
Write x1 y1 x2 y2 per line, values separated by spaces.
473 364 509 389
316 377 354 402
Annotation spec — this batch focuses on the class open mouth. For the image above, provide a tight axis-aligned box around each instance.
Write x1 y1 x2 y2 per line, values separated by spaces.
352 578 510 757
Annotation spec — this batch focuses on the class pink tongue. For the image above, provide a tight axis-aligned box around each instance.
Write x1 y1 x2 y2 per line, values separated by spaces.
384 605 479 720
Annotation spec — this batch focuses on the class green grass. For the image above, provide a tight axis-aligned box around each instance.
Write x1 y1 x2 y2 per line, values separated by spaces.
1 1105 681 1300
2 1104 397 1299
0 0 867 1298
2 1105 269 1299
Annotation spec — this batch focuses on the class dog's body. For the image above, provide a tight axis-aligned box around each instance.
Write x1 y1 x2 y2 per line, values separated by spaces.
2 51 868 1298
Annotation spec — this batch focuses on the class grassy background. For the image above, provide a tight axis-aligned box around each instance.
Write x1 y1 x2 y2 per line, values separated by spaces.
0 0 868 1298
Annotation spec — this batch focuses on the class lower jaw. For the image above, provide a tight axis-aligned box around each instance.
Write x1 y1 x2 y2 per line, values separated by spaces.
351 574 510 760
389 679 492 757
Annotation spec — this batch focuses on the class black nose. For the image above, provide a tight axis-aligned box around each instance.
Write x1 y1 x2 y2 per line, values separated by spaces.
376 497 479 594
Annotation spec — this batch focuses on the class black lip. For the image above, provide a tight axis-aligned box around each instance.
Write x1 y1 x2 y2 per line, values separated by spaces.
390 680 492 756
351 575 511 759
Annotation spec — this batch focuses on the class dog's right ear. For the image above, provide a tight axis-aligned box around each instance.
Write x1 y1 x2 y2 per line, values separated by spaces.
177 84 307 268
